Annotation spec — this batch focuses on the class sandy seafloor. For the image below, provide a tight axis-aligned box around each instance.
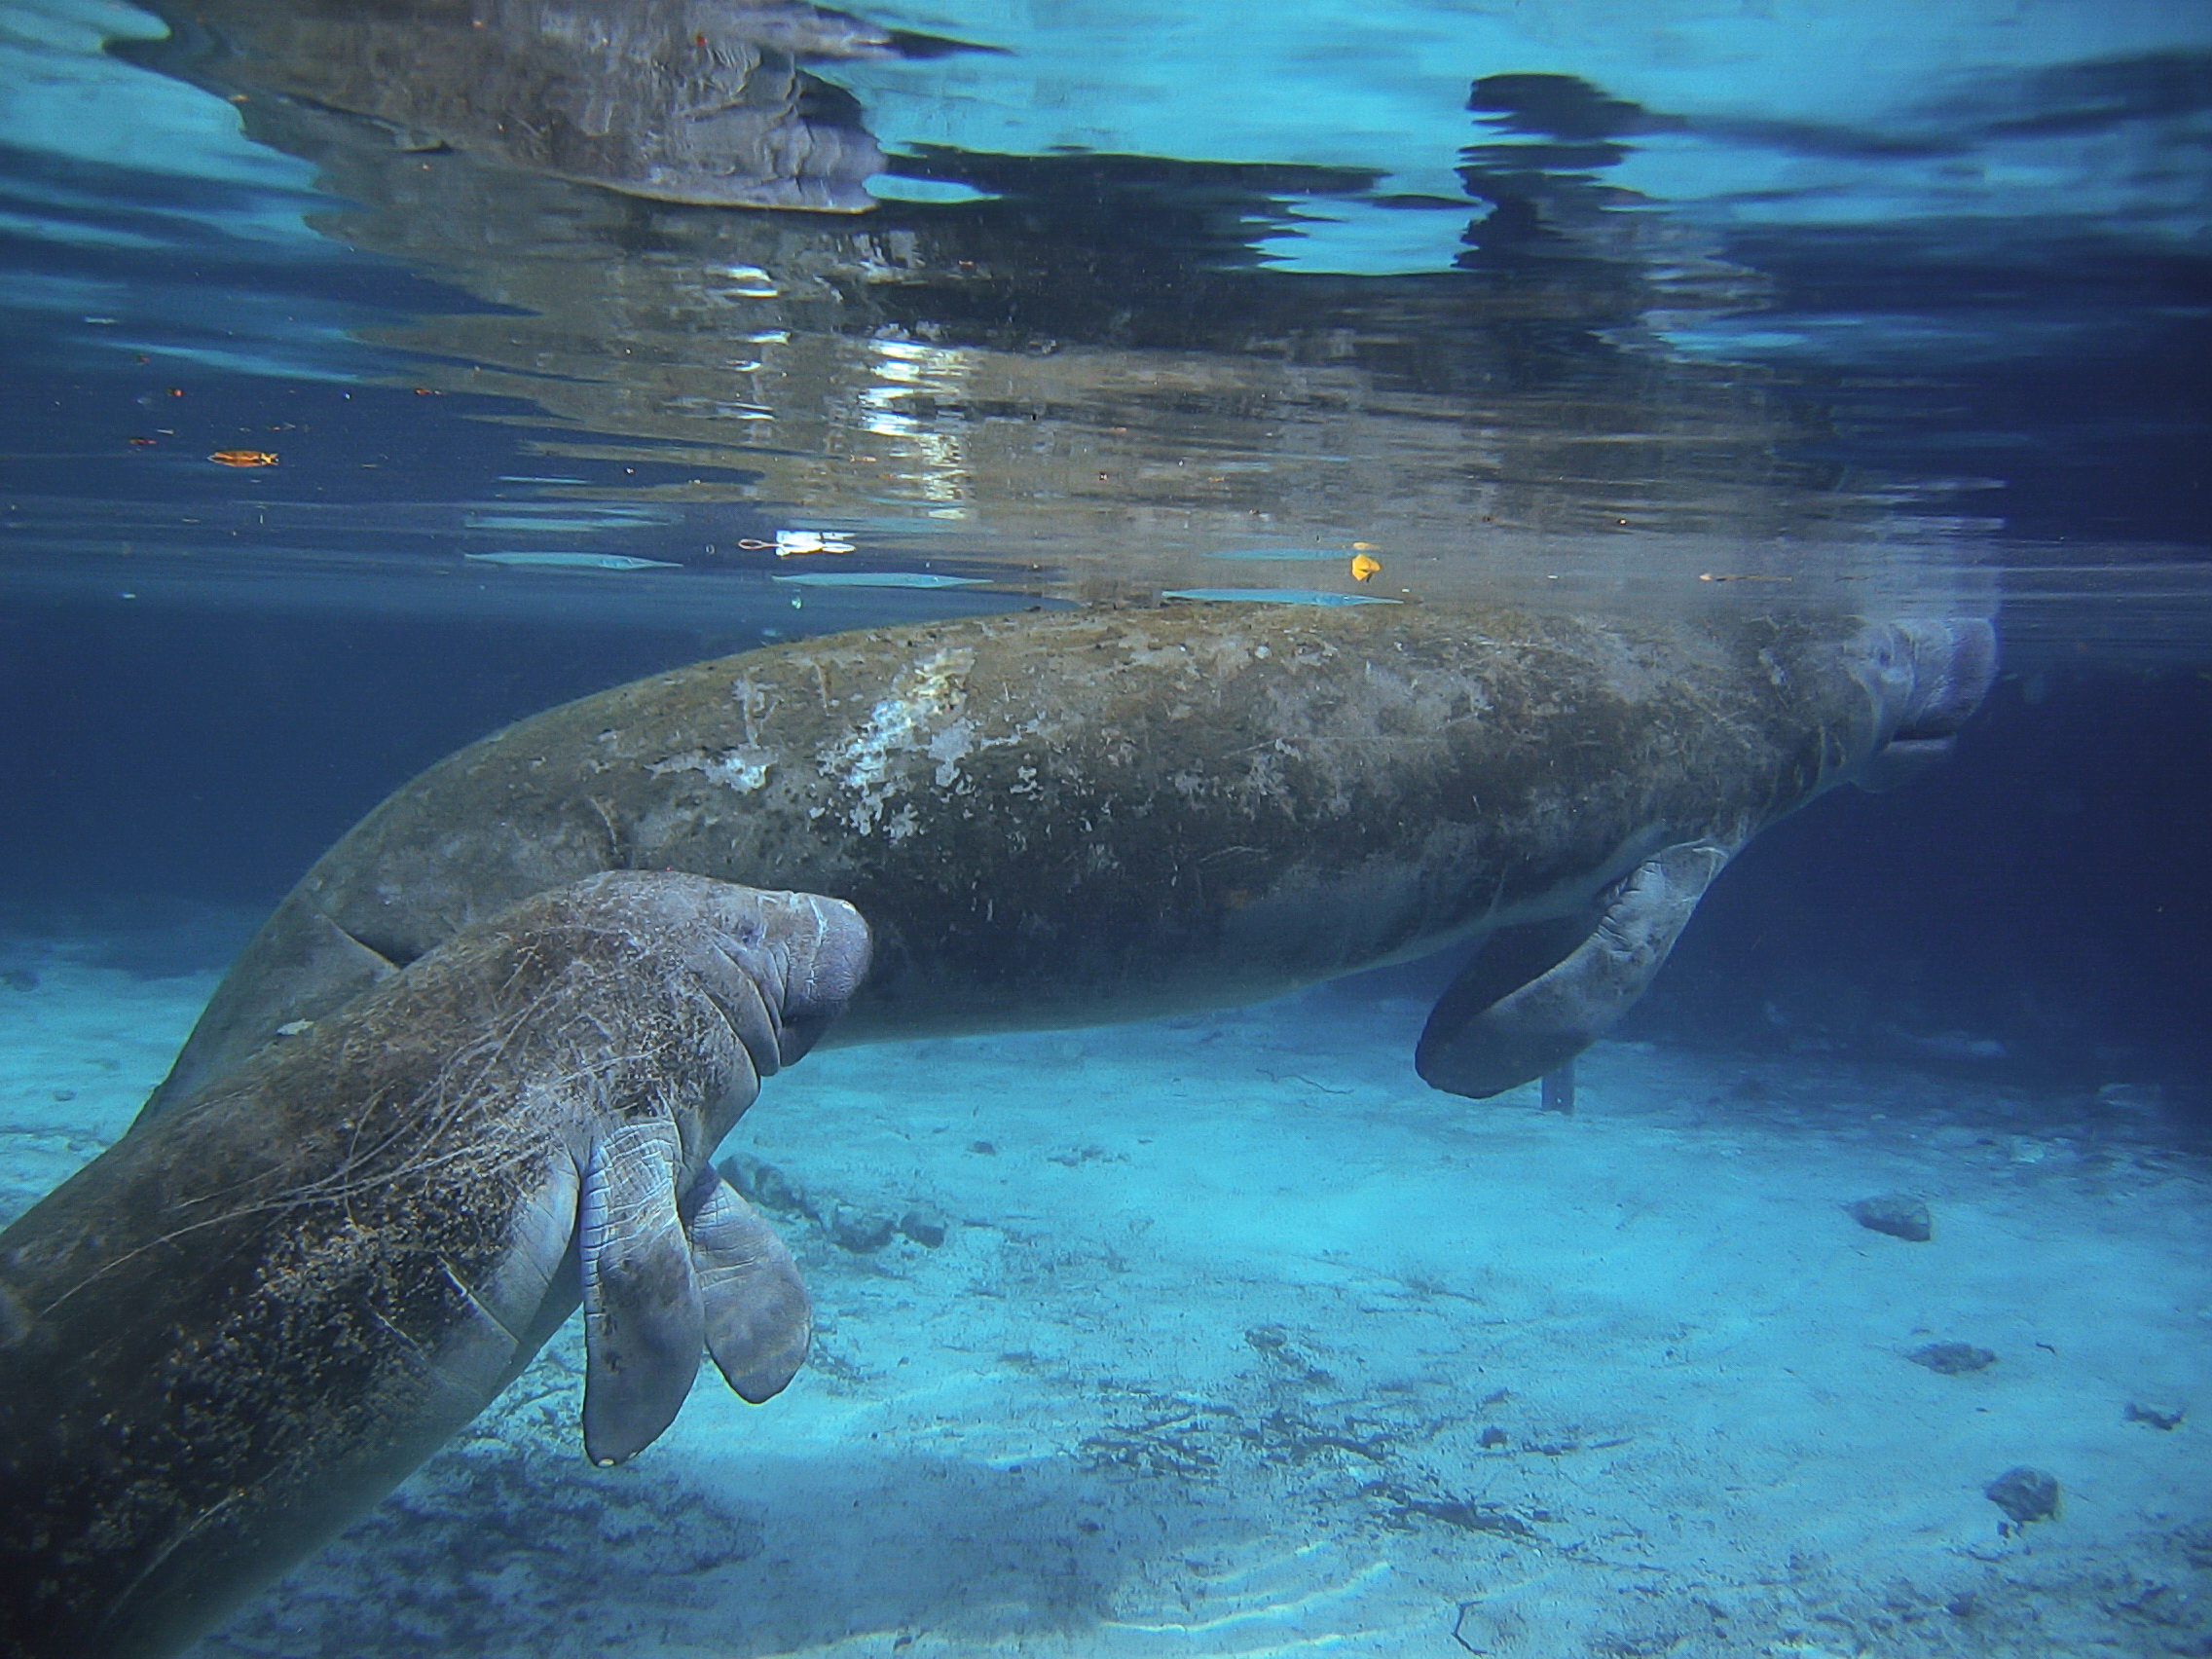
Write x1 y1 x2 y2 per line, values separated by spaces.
3 921 2206 1659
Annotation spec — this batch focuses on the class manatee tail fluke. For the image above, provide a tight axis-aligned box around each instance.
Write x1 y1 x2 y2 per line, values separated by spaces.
1416 840 1733 1100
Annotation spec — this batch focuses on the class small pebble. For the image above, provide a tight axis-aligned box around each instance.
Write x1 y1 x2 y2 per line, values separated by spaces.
1847 1194 1932 1242
1908 1342 1997 1376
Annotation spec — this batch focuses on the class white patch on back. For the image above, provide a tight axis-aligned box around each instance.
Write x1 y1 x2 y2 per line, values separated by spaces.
824 648 976 832
647 748 776 792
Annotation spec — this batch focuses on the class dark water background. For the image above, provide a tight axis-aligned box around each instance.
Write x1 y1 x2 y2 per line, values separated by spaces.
1 0 2209 1103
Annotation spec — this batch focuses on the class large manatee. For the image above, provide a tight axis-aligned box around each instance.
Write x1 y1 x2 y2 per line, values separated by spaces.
148 602 1993 1118
0 871 868 1659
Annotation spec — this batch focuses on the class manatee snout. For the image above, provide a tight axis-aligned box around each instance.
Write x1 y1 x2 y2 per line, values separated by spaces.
1856 616 1999 792
746 889 872 1065
579 870 872 1077
1888 616 2000 741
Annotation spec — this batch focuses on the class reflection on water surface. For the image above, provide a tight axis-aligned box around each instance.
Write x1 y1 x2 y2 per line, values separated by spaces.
0 0 2204 648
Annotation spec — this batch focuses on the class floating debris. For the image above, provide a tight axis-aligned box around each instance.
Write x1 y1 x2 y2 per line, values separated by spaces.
772 571 981 589
1350 552 1382 582
464 552 680 571
1161 587 1399 608
208 450 276 467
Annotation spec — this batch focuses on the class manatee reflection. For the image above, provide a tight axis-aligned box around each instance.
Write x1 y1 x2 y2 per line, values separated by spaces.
120 0 906 210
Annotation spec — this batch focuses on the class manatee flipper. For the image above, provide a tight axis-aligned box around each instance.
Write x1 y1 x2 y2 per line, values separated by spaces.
578 1120 707 1467
1418 840 1733 1099
1429 905 1612 1023
684 1167 811 1404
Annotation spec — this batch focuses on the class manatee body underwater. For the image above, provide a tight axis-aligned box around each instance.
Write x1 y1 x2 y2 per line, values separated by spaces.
148 601 1996 1119
0 872 869 1659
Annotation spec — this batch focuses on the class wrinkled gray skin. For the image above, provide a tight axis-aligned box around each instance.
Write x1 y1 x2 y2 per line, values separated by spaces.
129 0 894 211
150 603 1994 1122
0 872 869 1659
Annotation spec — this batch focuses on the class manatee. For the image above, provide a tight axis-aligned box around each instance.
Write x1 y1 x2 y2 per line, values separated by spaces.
0 871 869 1659
147 601 1993 1118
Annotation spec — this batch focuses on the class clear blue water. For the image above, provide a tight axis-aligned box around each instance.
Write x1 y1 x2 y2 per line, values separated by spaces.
0 1 2208 1653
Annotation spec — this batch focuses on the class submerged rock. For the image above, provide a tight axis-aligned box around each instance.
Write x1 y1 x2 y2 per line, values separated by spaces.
719 1151 817 1221
898 1207 948 1248
1984 1466 2060 1527
828 1203 895 1253
719 1152 943 1254
2126 1400 2187 1431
